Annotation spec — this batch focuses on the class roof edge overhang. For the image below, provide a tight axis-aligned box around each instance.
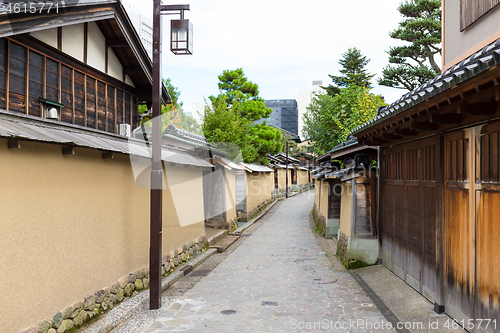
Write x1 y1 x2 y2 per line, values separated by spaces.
352 37 500 145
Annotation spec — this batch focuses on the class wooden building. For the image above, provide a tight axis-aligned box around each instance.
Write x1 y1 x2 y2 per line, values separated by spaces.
313 139 378 264
0 2 211 332
351 1 500 330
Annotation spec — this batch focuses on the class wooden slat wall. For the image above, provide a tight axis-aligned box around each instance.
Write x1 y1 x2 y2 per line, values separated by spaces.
60 65 72 123
381 137 439 303
107 85 115 132
0 38 138 134
74 70 85 126
8 41 26 113
475 121 500 330
28 50 43 117
97 81 106 131
461 0 500 31
116 90 124 126
445 130 475 325
86 76 96 128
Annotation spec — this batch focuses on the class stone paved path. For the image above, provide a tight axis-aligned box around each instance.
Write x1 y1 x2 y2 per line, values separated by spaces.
140 191 394 333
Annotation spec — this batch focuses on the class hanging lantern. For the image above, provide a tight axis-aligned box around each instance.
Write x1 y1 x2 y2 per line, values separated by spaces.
171 19 193 55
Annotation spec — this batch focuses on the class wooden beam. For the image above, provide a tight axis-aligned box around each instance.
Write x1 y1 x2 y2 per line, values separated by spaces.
410 121 439 131
123 68 144 75
381 133 404 141
394 128 419 136
83 22 88 64
62 146 75 155
430 113 464 125
457 101 496 115
370 137 390 144
106 40 128 48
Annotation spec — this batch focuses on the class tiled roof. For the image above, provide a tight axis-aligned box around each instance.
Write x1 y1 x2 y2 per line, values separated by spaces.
352 38 500 134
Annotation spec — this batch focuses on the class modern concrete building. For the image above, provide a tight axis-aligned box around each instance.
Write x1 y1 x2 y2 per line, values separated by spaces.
259 99 299 135
298 80 326 137
129 12 153 59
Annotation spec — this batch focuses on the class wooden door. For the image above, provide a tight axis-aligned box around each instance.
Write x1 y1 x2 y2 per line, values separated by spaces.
445 125 500 333
444 129 475 325
475 121 500 331
381 138 439 303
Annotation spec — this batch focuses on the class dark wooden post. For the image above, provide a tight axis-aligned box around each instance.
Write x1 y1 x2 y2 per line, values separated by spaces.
150 0 163 310
435 132 445 313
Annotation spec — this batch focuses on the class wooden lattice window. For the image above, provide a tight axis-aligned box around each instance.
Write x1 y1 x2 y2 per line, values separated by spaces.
461 0 500 31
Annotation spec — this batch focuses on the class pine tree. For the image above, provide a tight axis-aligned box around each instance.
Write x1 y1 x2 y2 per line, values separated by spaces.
378 0 442 91
322 48 375 96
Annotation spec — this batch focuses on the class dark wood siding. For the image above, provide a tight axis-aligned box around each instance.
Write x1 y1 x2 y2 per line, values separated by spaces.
0 38 138 134
60 65 73 123
86 76 96 128
107 85 115 133
125 92 131 126
0 38 6 109
28 50 43 117
116 89 123 126
45 58 58 105
74 70 85 126
8 41 26 113
97 81 106 131
381 137 438 303
461 0 500 30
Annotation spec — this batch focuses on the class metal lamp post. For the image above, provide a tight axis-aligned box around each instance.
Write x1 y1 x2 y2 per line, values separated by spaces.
150 1 192 310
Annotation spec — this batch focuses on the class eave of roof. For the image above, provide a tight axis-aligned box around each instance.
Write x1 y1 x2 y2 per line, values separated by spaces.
0 109 212 168
352 38 500 136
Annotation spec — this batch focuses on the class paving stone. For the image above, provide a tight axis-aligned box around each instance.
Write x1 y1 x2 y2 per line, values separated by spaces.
112 192 394 333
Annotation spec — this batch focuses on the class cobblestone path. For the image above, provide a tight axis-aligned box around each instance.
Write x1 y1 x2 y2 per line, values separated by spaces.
142 191 394 332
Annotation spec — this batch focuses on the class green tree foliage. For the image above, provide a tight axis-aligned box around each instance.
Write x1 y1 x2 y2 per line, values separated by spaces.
303 86 385 155
203 69 282 164
322 48 375 96
140 78 201 134
378 0 442 91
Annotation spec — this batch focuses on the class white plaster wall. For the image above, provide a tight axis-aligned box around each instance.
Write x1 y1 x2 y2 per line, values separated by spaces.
30 28 57 48
108 47 122 81
62 24 85 62
87 21 106 73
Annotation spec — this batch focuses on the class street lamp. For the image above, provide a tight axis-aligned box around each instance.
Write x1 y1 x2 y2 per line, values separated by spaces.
150 1 192 310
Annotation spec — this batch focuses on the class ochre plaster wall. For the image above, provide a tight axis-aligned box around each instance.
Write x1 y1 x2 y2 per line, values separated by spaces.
0 139 205 332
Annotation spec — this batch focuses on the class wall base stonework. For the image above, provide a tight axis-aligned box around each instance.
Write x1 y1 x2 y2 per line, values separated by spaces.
312 204 326 237
21 235 209 333
336 230 378 269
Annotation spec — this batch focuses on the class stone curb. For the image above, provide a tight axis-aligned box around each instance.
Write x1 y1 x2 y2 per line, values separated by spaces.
230 199 278 235
81 249 217 333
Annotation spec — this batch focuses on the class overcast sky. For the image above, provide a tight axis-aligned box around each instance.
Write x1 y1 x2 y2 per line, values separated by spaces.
121 0 414 117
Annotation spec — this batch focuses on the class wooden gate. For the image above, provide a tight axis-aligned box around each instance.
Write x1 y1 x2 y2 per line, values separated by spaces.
380 137 438 303
445 125 500 333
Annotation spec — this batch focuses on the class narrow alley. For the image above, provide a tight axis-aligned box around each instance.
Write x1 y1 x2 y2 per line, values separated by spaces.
110 191 392 333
